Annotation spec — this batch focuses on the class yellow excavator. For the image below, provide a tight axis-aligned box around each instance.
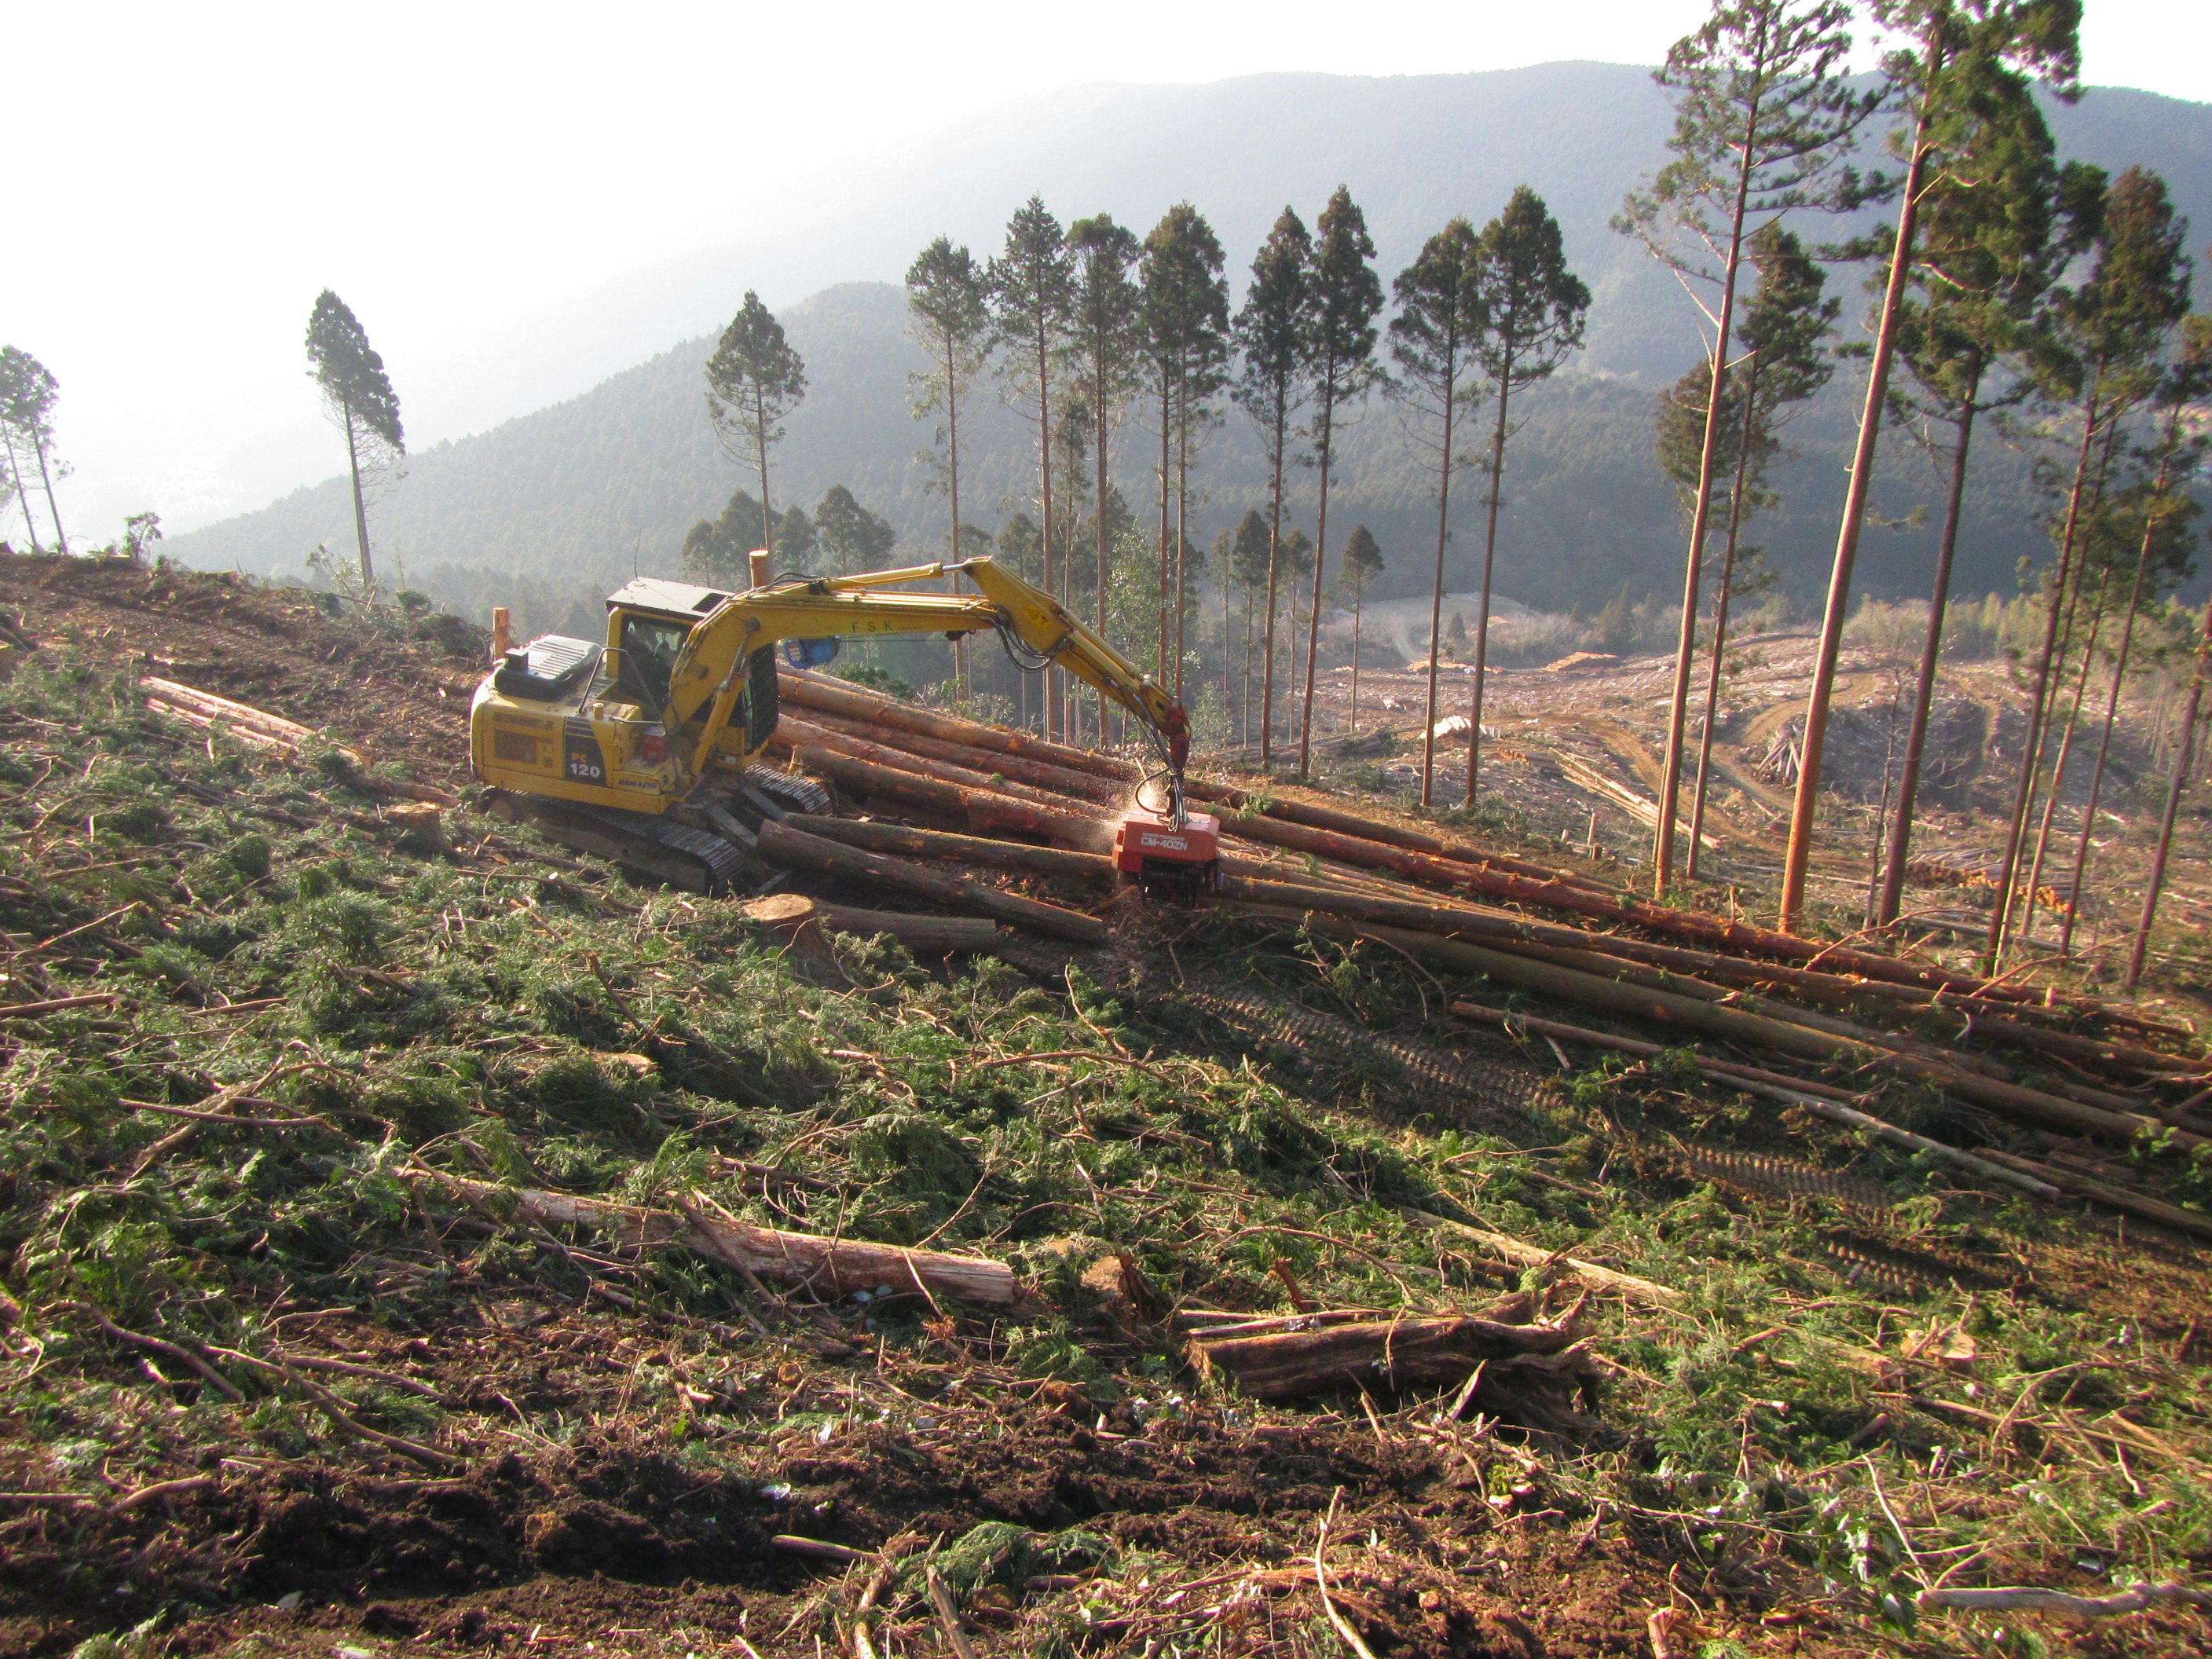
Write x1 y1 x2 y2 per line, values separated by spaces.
469 550 1217 892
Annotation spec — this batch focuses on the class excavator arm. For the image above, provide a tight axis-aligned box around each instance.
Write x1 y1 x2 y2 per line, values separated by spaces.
664 557 1191 798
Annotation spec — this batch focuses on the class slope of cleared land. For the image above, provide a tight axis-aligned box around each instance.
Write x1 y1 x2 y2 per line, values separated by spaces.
0 554 2207 1659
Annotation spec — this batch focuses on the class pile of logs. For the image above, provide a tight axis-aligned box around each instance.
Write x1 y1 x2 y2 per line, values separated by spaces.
132 670 2210 1243
753 668 2210 1240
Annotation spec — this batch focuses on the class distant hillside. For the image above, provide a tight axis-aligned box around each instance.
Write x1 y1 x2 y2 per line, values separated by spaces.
166 64 2212 631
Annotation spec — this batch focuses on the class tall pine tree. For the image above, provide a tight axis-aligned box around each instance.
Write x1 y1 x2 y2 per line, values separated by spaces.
1873 58 2086 922
1141 204 1231 693
1785 0 2080 931
1661 225 1839 875
1988 160 2185 963
989 200 1076 737
1297 188 1385 774
704 291 807 567
1232 209 1313 768
0 347 66 554
1618 0 1876 892
906 237 994 560
1464 189 1590 804
1338 525 1386 734
1386 217 1489 807
303 294 404 599
1067 214 1144 740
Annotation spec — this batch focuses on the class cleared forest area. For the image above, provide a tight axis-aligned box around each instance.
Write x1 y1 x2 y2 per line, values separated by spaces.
1 554 2207 1659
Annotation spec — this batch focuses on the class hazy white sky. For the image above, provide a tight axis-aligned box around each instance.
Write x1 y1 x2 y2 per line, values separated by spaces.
9 1 2208 545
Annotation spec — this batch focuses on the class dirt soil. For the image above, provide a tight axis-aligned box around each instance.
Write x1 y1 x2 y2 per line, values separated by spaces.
0 553 482 782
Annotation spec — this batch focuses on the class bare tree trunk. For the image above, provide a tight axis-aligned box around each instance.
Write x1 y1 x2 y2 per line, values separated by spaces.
1261 388 1287 769
1780 88 1936 930
1174 365 1191 698
1985 380 2104 967
1466 353 1515 807
1094 371 1112 747
1687 355 1763 881
947 330 967 701
1877 367 1981 924
1155 372 1172 684
2062 541 2152 955
2020 563 2113 951
342 388 373 599
2064 419 2185 956
1421 369 1459 808
2128 602 2212 985
1300 379 1337 776
3 438 43 553
1036 325 1057 742
1350 586 1364 732
1999 417 2125 960
1657 101 1762 891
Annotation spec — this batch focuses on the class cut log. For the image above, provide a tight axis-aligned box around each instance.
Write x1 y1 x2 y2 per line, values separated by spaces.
742 892 1002 955
1243 906 2192 1148
1187 785 1618 895
756 819 1107 944
1397 1211 1682 1305
1971 1149 2212 1242
146 699 294 753
425 1174 1016 1304
1448 1001 2064 1203
781 815 1119 885
789 743 967 818
777 668 1144 782
776 716 1079 808
141 677 324 745
1189 1300 1599 1431
782 707 1129 805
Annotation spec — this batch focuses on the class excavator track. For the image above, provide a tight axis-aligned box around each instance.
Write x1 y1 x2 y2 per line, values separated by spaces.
484 790 753 894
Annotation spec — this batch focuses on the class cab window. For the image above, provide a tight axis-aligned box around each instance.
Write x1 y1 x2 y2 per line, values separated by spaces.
613 615 690 710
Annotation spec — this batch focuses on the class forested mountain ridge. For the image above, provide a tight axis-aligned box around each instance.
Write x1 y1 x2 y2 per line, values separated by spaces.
163 64 2212 635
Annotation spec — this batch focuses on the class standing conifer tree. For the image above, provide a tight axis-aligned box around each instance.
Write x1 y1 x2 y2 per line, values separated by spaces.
705 291 807 570
1141 205 1231 692
2060 315 2207 954
1217 508 1273 745
1873 61 2085 923
304 294 404 599
1785 0 2081 931
1338 525 1386 732
1464 189 1590 804
1619 0 1875 892
0 348 64 554
1066 215 1144 742
1386 218 1489 806
1233 209 1314 769
2126 315 2212 984
906 236 994 696
1657 225 1838 874
906 238 994 562
1296 188 1385 775
1987 161 2185 963
990 200 1076 738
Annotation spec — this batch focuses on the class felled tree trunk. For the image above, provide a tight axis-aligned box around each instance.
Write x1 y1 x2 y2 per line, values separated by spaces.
1190 1295 1602 1434
427 1174 1016 1306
